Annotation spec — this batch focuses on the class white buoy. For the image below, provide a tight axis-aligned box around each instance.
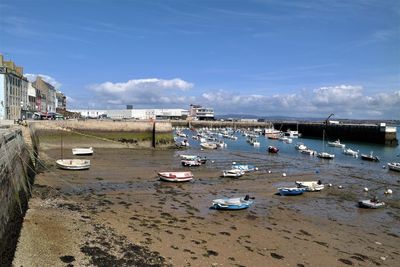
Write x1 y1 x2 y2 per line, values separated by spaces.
338 185 343 189
268 170 272 174
328 183 332 187
255 167 259 171
364 187 369 192
211 160 215 163
385 189 393 194
232 161 236 165
382 165 386 169
282 173 287 177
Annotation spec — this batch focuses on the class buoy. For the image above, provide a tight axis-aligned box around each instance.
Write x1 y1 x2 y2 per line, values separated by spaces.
232 161 236 165
328 183 332 187
364 187 369 192
211 160 215 163
268 170 272 174
385 189 393 194
382 165 386 169
282 173 287 177
255 167 259 171
338 185 343 189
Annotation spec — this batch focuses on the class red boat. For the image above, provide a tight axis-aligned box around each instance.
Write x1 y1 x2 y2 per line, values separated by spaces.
268 146 279 153
158 171 194 182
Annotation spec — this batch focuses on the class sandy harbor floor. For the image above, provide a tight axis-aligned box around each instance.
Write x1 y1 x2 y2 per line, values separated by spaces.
12 135 400 267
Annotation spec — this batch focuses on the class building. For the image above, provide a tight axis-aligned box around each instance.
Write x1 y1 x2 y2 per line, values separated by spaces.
32 76 57 114
56 91 66 110
0 54 29 120
189 104 214 120
27 82 37 119
70 108 189 120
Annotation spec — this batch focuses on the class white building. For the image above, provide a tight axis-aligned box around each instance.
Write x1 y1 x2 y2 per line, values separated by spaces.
189 104 214 120
70 108 188 120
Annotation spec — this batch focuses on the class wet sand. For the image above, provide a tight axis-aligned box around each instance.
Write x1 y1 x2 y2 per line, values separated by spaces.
13 135 400 266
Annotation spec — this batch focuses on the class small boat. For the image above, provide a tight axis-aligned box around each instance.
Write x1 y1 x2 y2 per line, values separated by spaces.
343 148 359 157
361 152 379 162
72 147 94 156
317 152 335 159
278 187 306 196
179 154 199 160
158 171 194 182
268 146 279 153
56 159 91 170
232 164 258 172
328 139 345 148
221 169 245 178
295 181 324 192
200 142 218 149
387 162 400 172
180 139 190 147
181 159 201 167
211 195 253 210
358 198 385 209
301 149 316 156
295 143 307 150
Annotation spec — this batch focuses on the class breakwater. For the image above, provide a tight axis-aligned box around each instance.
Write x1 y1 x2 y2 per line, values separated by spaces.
0 127 35 266
172 120 398 146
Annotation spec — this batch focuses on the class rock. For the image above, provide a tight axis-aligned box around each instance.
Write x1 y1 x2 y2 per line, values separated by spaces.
380 256 386 261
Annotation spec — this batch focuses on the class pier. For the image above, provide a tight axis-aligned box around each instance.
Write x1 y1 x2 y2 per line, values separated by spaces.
172 120 398 146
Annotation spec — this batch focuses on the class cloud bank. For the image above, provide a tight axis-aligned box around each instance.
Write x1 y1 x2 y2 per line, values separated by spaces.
77 78 399 119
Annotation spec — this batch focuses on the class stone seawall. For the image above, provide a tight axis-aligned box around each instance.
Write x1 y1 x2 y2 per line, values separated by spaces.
0 127 35 266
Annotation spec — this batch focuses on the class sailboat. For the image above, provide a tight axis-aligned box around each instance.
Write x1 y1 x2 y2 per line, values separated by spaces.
56 128 91 170
317 129 335 159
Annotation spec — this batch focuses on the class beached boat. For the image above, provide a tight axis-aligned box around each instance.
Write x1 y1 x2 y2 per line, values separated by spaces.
211 195 253 210
56 159 91 170
268 146 279 153
387 162 400 172
200 142 218 149
221 169 245 178
232 164 258 172
360 152 379 162
181 159 201 167
317 152 335 159
179 154 199 160
328 139 345 148
72 147 94 156
358 198 385 209
343 148 359 157
158 171 194 182
295 181 324 192
278 187 306 196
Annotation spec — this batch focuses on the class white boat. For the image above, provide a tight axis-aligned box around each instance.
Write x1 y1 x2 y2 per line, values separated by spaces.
328 139 345 148
295 143 307 150
232 164 258 172
387 162 400 172
158 171 194 182
181 159 201 167
317 152 335 159
72 147 94 156
179 154 199 160
56 159 91 170
343 148 359 157
285 130 301 138
295 181 324 192
301 149 316 156
200 142 218 149
221 169 245 178
212 195 253 210
358 198 385 209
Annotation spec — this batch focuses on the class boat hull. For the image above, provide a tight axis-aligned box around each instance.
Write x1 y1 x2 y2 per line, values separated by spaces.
358 200 385 209
56 159 90 170
158 171 194 182
387 162 400 172
212 198 253 210
278 187 306 196
72 147 94 156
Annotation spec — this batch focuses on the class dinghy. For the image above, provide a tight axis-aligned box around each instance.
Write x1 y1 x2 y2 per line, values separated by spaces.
278 187 306 196
181 159 201 167
232 164 258 172
343 148 359 157
179 154 199 160
387 162 400 172
56 159 91 170
158 171 194 182
317 152 335 159
72 147 94 156
211 195 253 210
295 181 324 192
358 198 385 209
221 169 245 178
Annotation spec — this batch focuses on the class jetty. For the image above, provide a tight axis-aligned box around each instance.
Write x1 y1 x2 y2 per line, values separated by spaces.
172 120 398 146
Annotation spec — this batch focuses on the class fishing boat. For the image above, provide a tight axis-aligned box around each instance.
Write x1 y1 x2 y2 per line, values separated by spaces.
221 169 245 178
181 159 201 167
72 147 94 156
268 146 279 153
295 181 324 192
387 162 400 172
278 187 306 196
56 159 91 170
358 198 385 209
360 151 380 162
158 171 194 182
232 164 258 172
211 195 253 210
343 148 359 157
328 139 345 148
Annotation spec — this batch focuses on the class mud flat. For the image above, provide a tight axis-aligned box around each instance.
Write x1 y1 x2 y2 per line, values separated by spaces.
13 128 400 266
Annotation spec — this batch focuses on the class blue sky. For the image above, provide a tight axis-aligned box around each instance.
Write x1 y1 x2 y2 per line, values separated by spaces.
1 0 399 119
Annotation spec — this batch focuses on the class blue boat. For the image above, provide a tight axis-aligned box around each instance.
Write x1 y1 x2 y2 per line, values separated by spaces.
212 195 254 210
278 187 306 196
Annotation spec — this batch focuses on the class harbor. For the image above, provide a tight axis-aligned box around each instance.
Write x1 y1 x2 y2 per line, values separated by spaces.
0 121 398 266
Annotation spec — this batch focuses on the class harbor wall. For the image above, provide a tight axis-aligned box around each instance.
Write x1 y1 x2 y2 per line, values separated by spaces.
171 120 398 146
0 127 35 266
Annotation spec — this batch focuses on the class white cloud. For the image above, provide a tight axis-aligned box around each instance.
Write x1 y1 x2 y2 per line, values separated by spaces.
25 73 62 90
89 78 193 106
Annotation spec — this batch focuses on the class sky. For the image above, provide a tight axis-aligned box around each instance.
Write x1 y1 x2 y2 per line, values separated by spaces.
1 0 399 119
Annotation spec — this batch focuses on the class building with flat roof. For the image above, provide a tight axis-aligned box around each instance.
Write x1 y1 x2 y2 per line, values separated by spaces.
70 108 189 120
189 104 214 120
